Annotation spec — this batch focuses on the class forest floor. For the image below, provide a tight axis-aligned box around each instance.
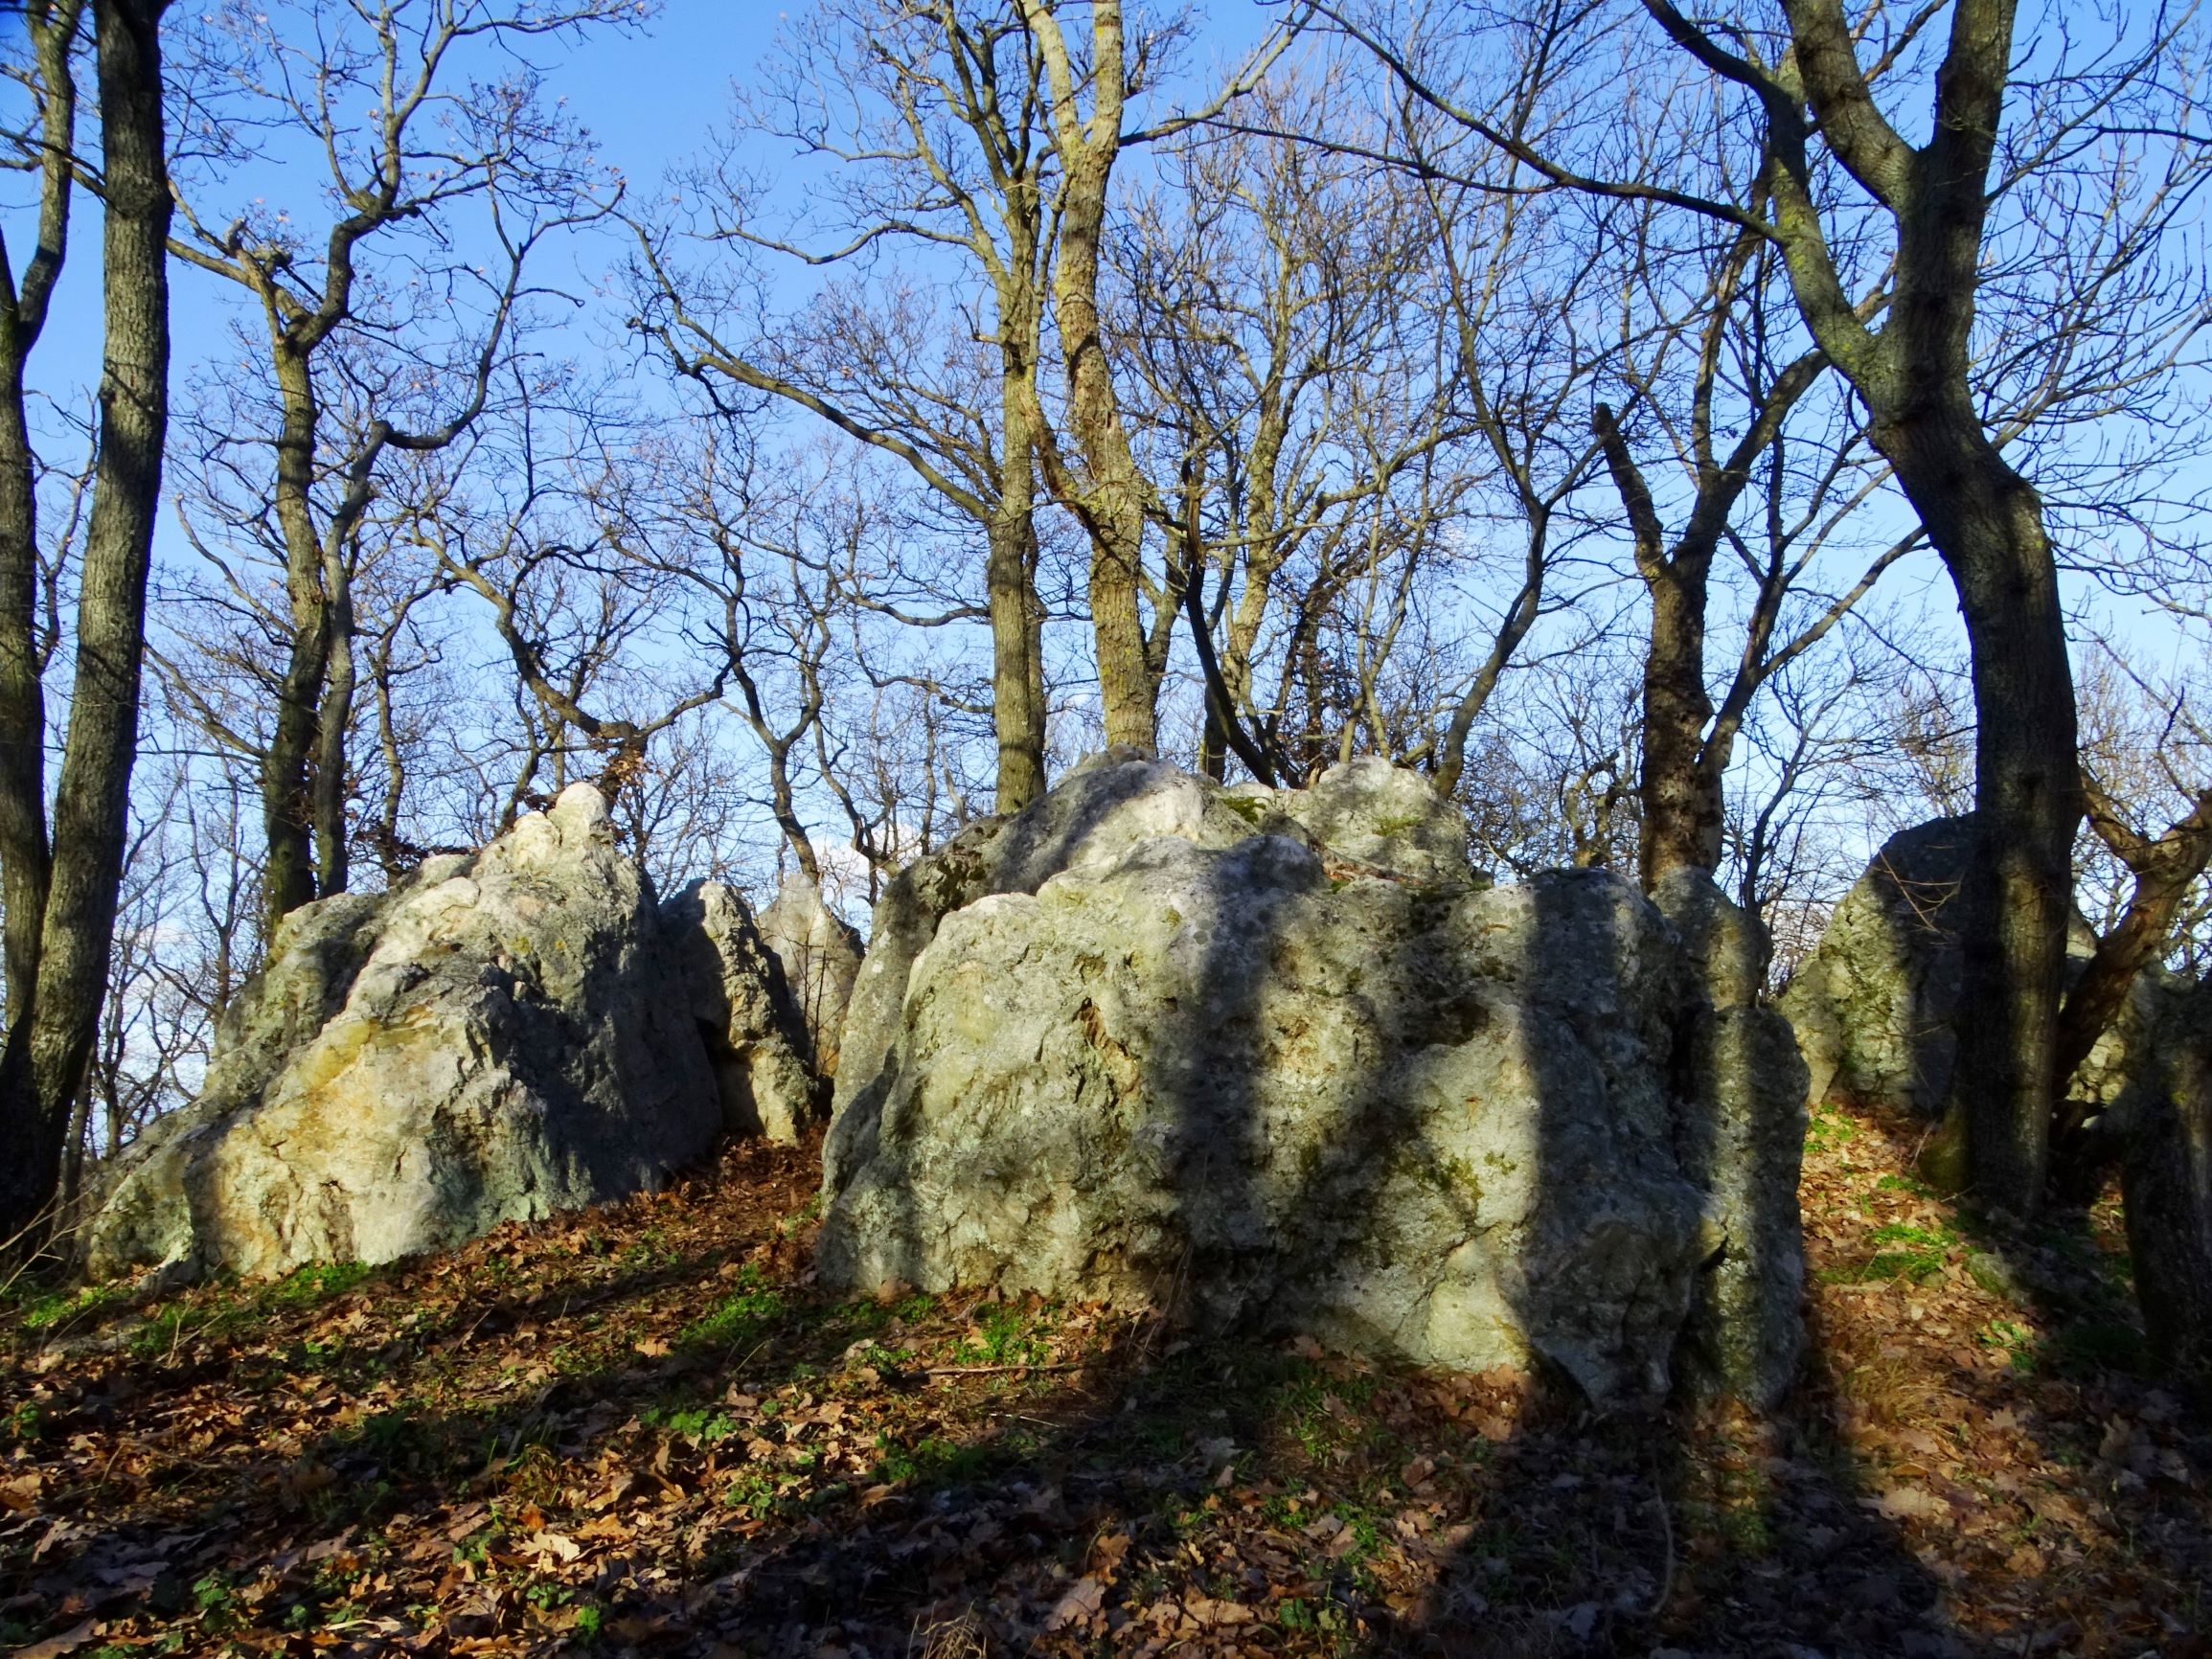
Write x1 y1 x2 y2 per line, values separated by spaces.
4 1102 2209 1659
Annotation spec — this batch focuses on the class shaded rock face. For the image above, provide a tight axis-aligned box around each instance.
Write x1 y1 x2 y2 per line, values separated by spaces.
1779 817 1974 1118
1781 817 2144 1118
2117 976 2212 1381
820 757 1803 1406
86 786 723 1282
1654 871 1809 1406
757 875 865 1077
661 879 822 1144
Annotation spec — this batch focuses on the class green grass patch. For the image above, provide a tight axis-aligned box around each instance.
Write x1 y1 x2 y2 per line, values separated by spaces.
950 1300 1053 1367
679 1265 787 1353
1822 1220 1955 1285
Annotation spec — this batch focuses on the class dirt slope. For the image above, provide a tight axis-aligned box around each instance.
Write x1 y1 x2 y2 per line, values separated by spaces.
3 1106 2207 1657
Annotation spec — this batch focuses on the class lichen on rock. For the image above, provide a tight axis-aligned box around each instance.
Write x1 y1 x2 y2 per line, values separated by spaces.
818 755 1803 1406
85 784 724 1283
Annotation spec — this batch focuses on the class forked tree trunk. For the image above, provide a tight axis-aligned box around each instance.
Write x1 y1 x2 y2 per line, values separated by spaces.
0 0 172 1248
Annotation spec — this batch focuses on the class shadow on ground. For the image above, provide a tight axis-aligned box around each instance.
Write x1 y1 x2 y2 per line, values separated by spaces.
4 1107 2209 1657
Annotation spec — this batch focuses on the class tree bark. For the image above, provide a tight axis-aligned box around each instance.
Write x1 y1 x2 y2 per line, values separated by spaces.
312 531 356 896
259 344 331 932
1021 0 1156 753
0 1 80 1049
0 0 172 1247
1877 402 2077 1214
989 341 1048 812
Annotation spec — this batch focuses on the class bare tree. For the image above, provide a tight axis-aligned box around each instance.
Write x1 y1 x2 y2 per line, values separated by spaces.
1113 66 1471 784
165 0 626 936
0 0 176 1248
628 0 1056 810
1331 0 2212 1212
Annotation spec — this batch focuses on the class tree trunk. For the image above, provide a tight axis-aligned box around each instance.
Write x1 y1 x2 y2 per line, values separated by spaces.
987 415 1047 813
260 344 331 933
1020 0 1154 754
312 534 355 897
1054 143 1153 753
1639 556 1722 886
0 0 171 1248
0 352 54 1042
1877 403 2078 1216
0 0 79 1049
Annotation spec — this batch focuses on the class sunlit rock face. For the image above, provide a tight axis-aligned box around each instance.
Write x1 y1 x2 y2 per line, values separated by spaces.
820 754 1804 1407
85 785 724 1283
756 873 865 1078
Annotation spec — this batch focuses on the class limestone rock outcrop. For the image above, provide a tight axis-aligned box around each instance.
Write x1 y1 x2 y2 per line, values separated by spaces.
1655 871 1809 1405
1781 816 2148 1119
819 755 1804 1406
662 878 822 1144
757 874 865 1076
1778 817 1974 1118
85 785 723 1282
2117 975 2212 1380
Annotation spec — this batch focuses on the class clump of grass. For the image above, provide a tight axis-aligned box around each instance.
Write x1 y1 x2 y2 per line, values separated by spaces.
679 1264 786 1353
1823 1220 1955 1285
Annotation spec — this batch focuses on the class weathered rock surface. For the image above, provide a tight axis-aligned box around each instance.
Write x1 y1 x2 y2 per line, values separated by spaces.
662 879 822 1144
1780 817 2145 1123
2116 975 2212 1380
86 785 722 1282
757 875 865 1076
1655 871 1809 1405
830 749 1392 1142
1779 817 1974 1118
820 757 1802 1405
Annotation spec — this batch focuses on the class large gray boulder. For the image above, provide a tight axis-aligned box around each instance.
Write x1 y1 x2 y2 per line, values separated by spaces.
828 749 1402 1168
1778 817 1974 1117
1781 816 2148 1119
2117 975 2212 1381
85 785 723 1282
820 757 1799 1406
757 874 865 1077
661 878 822 1144
1654 871 1808 1405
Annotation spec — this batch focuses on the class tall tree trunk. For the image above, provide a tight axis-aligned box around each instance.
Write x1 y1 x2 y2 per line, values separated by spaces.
0 0 171 1248
260 345 330 933
1879 403 2078 1215
1053 141 1153 753
0 356 54 1042
988 390 1047 813
312 535 354 896
1020 0 1155 754
0 0 80 1048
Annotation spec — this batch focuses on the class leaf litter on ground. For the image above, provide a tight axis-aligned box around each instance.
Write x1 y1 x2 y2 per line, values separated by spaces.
1 1113 2207 1657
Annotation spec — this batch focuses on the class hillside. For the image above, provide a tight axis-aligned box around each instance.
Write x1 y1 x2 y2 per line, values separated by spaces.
4 1107 2208 1658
